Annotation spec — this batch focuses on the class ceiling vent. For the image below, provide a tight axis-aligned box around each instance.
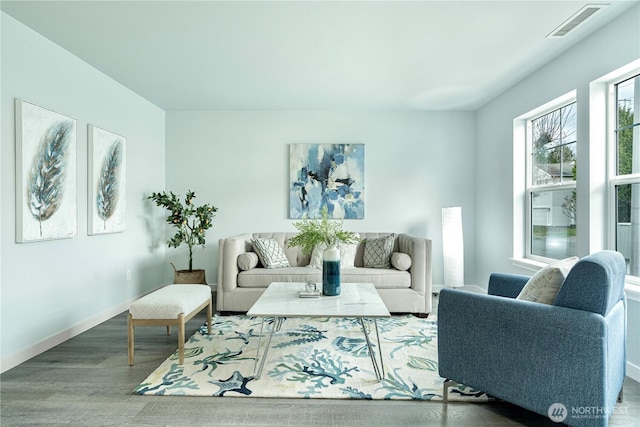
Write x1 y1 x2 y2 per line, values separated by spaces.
547 4 608 38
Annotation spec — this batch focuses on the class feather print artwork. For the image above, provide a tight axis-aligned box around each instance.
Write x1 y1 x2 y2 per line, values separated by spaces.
96 139 123 229
27 120 73 236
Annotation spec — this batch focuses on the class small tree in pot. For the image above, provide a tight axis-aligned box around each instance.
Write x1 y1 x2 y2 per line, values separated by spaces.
148 190 218 284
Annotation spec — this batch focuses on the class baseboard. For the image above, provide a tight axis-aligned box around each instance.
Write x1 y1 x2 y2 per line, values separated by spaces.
627 361 640 382
0 286 163 374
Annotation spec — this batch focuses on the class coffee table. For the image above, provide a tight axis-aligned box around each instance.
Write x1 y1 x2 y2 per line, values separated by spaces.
246 282 391 381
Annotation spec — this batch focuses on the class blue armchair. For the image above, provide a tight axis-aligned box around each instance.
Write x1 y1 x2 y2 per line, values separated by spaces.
437 251 627 427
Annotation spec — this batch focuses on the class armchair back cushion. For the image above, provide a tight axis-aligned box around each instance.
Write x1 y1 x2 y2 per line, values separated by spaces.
554 250 627 316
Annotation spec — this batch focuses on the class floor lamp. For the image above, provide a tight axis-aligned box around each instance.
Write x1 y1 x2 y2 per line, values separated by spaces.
442 207 464 288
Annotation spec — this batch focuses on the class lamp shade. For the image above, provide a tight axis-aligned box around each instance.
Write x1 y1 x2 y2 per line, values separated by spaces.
442 207 464 288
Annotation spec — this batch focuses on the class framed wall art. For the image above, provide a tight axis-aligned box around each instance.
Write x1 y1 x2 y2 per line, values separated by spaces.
289 143 364 219
88 124 126 235
15 99 77 243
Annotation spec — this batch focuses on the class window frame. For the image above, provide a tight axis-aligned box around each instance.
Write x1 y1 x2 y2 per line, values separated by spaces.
607 69 640 281
522 93 578 264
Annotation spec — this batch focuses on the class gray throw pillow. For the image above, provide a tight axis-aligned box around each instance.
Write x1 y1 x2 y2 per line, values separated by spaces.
390 252 412 271
251 238 290 269
363 234 395 268
237 252 259 271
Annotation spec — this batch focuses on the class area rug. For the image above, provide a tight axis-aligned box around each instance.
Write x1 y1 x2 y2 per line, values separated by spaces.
134 314 487 401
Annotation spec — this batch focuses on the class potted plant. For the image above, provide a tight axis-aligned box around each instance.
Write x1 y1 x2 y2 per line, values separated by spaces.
287 206 358 296
148 190 218 284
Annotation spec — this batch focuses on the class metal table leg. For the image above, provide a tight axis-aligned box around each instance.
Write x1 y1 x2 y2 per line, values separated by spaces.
359 317 385 381
252 316 279 379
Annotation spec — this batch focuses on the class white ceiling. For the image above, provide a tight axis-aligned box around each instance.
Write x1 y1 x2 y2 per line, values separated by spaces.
2 1 639 111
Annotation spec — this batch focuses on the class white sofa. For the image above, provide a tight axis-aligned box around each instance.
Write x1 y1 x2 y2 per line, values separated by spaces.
217 232 432 316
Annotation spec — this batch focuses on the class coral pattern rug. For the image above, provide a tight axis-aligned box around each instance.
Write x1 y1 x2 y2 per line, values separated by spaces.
134 314 487 401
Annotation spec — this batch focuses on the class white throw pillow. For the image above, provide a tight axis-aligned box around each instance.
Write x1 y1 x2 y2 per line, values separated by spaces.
339 237 359 268
306 234 359 269
307 243 327 269
251 238 290 269
516 256 579 304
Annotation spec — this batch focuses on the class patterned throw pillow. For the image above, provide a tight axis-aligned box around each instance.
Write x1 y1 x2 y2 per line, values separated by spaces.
251 238 290 269
363 234 395 268
516 256 579 304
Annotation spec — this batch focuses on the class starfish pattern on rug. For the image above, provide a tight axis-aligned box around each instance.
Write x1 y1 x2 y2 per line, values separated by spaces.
209 370 254 396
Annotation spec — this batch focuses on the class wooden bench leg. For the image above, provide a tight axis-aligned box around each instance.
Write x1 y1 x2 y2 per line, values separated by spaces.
178 313 185 364
207 297 212 334
128 313 134 366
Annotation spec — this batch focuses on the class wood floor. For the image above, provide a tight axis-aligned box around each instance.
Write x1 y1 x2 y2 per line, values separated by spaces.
1 295 639 426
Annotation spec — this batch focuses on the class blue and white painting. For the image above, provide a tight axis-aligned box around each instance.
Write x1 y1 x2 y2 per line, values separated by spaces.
88 125 126 235
290 144 364 219
15 99 77 243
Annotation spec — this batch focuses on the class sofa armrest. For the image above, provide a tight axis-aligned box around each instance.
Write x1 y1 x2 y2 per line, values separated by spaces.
217 233 253 294
397 234 432 295
487 273 530 298
437 288 621 418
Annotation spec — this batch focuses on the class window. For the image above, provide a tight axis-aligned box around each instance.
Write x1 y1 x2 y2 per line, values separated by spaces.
611 73 640 277
526 101 577 261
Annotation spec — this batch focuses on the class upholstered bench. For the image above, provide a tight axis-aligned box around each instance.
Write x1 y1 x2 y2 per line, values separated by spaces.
127 284 212 365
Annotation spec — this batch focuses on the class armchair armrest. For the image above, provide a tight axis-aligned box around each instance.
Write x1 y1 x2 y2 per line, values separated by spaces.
487 272 529 298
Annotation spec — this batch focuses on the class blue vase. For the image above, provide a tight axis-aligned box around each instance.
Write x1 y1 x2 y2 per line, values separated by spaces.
322 244 341 296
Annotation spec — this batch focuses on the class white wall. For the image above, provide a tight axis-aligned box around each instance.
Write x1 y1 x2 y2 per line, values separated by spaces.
0 13 167 371
165 110 477 289
475 6 640 380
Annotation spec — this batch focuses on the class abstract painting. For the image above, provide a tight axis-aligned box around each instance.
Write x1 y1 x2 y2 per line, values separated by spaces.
290 143 364 219
88 125 126 235
15 99 77 243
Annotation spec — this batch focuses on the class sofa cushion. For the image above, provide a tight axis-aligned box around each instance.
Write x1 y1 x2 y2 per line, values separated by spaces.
237 266 411 289
251 238 290 269
516 256 579 304
238 267 322 287
391 252 412 271
363 234 395 268
341 268 411 288
237 252 259 271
